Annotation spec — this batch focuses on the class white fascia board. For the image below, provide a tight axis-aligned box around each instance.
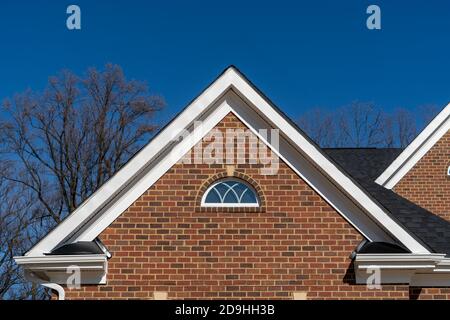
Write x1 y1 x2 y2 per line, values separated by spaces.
354 253 450 286
225 76 430 253
226 92 394 243
434 257 450 272
410 273 450 287
15 254 107 266
25 67 430 257
72 99 233 242
15 254 108 285
355 253 445 269
72 92 396 246
355 253 446 263
376 102 450 189
25 69 236 257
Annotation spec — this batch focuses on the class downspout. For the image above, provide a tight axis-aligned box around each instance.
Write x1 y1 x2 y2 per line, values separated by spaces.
25 271 66 300
42 283 66 300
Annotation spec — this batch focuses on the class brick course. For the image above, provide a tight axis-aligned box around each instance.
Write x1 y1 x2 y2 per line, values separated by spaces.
61 113 450 300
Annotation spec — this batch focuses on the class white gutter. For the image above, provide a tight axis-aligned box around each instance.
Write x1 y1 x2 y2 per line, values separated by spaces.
14 254 108 299
14 254 107 266
356 253 445 265
354 253 450 286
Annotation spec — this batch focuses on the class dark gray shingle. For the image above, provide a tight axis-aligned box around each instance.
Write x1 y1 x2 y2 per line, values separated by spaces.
324 148 450 256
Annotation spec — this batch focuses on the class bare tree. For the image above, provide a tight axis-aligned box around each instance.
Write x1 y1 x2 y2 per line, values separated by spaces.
380 112 395 147
0 164 45 299
0 64 164 298
394 108 417 148
299 102 388 148
337 101 384 147
379 108 417 148
299 102 425 148
298 108 337 147
1 64 164 223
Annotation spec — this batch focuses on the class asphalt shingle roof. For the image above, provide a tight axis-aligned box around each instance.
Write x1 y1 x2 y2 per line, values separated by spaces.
324 148 450 256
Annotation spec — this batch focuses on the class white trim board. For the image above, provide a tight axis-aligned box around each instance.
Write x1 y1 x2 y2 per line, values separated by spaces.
67 94 396 246
376 102 450 189
354 253 450 286
15 254 108 285
24 67 431 257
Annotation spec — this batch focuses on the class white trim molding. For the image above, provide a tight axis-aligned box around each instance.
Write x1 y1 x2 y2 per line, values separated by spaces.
354 253 450 286
376 102 450 189
14 254 108 292
23 66 431 259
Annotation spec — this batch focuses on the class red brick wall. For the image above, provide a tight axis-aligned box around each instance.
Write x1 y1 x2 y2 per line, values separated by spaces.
394 130 450 222
61 113 450 300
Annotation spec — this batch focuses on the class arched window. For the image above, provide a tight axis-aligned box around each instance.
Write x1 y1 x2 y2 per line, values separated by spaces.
201 179 259 207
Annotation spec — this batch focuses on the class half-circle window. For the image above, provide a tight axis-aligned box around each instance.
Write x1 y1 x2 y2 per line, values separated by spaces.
201 179 259 207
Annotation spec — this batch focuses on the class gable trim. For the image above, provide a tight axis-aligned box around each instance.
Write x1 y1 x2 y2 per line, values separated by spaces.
25 70 236 256
354 253 450 286
376 102 450 189
225 89 429 253
66 96 397 246
73 99 233 242
25 67 431 257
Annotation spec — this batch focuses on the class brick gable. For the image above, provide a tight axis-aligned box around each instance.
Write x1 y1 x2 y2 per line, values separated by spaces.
61 113 450 299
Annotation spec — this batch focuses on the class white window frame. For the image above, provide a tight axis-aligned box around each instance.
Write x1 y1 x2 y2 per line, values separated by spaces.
201 178 260 208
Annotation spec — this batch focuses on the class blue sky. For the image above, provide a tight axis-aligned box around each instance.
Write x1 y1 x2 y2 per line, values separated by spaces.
0 0 449 123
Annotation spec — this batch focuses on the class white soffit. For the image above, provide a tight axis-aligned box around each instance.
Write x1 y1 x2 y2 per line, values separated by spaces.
25 67 431 256
376 102 450 189
354 254 450 286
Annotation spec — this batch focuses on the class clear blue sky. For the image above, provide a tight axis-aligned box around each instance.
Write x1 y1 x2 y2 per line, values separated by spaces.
0 0 449 123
